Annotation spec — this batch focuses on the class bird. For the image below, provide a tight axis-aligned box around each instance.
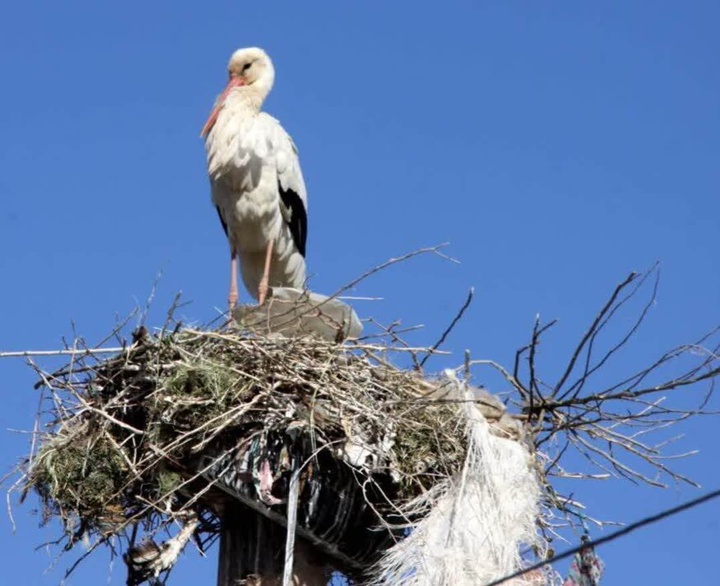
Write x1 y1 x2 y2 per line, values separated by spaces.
201 47 308 309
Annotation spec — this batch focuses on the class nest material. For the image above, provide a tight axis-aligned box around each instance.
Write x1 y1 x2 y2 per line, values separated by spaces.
23 326 526 576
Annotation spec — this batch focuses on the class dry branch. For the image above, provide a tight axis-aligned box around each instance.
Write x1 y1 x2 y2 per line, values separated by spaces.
490 264 720 533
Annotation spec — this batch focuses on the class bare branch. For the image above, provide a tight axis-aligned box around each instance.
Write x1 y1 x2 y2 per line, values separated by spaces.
420 287 474 368
0 348 125 358
551 270 640 399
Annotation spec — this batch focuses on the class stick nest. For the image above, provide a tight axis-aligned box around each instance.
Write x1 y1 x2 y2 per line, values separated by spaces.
22 326 521 559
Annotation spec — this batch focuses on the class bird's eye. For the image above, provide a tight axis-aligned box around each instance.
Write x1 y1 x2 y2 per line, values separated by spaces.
243 62 253 72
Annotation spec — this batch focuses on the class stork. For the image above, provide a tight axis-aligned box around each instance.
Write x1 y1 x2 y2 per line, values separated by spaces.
201 47 308 309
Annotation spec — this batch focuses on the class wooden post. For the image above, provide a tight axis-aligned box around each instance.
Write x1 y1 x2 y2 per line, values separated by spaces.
217 500 330 586
217 500 283 585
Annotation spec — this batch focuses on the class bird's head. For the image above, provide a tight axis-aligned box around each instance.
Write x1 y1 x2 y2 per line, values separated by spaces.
200 47 275 138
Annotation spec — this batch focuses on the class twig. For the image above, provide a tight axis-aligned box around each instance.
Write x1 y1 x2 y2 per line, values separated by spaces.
551 270 639 399
420 287 474 368
330 243 457 300
0 348 125 358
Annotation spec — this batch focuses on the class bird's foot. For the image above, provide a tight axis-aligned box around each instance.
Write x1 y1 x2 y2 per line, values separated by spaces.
219 296 238 330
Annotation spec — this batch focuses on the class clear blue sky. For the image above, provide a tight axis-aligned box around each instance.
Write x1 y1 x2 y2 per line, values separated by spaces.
1 1 719 584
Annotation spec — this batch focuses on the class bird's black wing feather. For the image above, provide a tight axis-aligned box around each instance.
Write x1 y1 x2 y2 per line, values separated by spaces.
279 184 308 257
215 205 229 238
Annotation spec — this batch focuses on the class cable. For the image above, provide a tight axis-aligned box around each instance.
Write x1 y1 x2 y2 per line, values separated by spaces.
485 486 720 586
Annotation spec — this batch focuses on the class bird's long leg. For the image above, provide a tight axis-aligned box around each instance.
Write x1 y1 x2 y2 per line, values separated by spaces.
257 239 274 305
228 250 238 310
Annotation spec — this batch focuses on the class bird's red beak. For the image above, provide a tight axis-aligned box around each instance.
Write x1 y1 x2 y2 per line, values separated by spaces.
200 76 246 138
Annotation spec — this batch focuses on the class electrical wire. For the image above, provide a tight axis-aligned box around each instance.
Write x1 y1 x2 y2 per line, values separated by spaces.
485 486 720 586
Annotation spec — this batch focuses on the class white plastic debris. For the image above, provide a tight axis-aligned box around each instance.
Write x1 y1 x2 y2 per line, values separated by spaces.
366 371 541 586
233 287 363 341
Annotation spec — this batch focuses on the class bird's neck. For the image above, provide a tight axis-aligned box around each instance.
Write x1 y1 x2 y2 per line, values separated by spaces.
226 86 268 115
205 89 266 177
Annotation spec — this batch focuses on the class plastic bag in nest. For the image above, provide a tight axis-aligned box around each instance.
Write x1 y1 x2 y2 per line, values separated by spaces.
233 287 362 341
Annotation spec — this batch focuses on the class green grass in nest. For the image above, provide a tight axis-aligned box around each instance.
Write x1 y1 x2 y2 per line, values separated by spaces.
154 360 251 431
31 434 128 525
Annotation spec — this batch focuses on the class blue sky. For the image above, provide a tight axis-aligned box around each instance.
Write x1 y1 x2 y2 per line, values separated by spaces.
1 1 719 583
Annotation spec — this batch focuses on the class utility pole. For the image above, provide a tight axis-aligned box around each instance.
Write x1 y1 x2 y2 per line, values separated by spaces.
217 500 329 586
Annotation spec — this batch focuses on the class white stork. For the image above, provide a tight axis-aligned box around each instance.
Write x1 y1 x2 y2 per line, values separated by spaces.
201 47 308 308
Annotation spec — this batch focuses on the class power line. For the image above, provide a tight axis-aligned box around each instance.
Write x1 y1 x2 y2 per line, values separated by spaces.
485 486 720 586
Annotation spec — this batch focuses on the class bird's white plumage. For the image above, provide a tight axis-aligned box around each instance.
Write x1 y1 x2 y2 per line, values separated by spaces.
203 48 308 301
